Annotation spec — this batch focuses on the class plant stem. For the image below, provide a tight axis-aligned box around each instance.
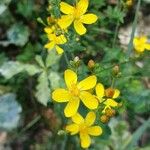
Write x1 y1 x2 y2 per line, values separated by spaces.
126 0 141 57
63 51 70 66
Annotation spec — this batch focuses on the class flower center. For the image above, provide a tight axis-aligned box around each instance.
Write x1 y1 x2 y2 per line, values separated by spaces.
79 123 88 134
69 83 80 96
73 8 82 19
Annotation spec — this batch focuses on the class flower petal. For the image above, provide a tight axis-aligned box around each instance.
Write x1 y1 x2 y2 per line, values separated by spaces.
80 14 98 24
44 42 55 50
44 27 53 34
74 20 86 35
64 69 77 88
72 113 84 124
78 75 97 90
52 89 70 102
64 97 80 117
55 45 64 54
58 15 74 29
80 133 91 148
76 0 89 16
104 98 118 107
60 2 74 14
66 124 79 135
113 89 120 98
144 43 150 50
80 91 98 109
88 126 102 136
95 83 105 101
85 111 96 126
56 34 67 44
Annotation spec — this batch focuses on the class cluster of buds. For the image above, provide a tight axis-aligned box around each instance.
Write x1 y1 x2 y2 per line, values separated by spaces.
100 108 116 123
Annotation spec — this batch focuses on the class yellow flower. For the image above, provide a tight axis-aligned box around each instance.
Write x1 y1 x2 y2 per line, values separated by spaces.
126 0 133 7
52 69 98 117
44 33 67 54
133 35 150 53
95 83 120 113
58 0 98 35
66 111 102 148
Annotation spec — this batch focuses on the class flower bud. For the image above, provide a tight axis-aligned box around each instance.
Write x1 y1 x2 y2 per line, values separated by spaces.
105 88 115 98
112 65 119 76
57 130 66 135
105 108 116 117
88 59 95 69
100 115 109 123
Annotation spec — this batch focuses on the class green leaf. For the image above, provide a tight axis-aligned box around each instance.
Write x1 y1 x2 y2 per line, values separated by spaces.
122 118 150 150
0 0 11 15
48 71 61 89
7 23 29 46
35 72 51 106
35 55 45 68
17 0 34 18
0 61 40 79
0 93 22 130
46 50 60 68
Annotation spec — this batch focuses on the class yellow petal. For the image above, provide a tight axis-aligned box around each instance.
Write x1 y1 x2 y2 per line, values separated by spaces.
47 34 55 41
144 43 150 50
133 37 145 52
113 89 120 98
139 36 148 43
74 20 86 35
64 69 77 88
44 27 53 34
76 0 89 16
85 111 96 126
104 98 118 107
80 91 98 109
78 75 97 90
58 15 74 29
80 133 91 148
95 83 105 100
72 113 84 124
52 89 70 102
64 97 80 117
44 42 55 50
80 14 98 24
60 2 74 14
56 34 67 44
88 126 102 136
55 45 64 54
66 124 79 135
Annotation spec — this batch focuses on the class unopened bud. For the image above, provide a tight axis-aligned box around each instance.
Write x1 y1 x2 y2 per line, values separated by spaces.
105 108 116 117
105 88 115 98
88 59 95 69
100 115 109 123
57 130 66 135
112 65 119 76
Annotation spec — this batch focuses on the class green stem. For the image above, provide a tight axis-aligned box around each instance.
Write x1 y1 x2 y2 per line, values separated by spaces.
64 51 70 66
126 0 141 57
112 21 120 48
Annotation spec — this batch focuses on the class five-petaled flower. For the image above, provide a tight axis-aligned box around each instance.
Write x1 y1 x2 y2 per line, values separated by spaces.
66 111 102 148
95 83 120 113
52 69 98 117
58 0 98 35
44 17 67 54
44 33 67 54
133 35 150 53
